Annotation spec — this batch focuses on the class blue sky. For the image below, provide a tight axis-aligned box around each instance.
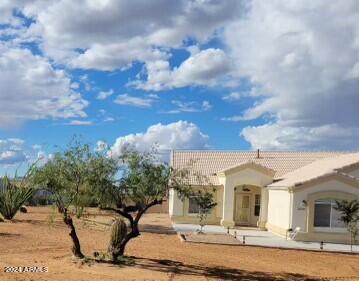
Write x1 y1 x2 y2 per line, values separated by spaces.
1 1 359 176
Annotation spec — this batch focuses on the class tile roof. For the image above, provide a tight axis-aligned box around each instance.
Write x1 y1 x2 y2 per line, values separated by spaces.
171 150 352 185
268 153 359 188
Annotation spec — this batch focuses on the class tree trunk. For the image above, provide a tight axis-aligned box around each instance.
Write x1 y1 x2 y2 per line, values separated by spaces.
63 209 84 258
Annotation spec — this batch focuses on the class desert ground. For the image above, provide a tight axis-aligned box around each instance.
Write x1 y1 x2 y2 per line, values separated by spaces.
0 207 358 281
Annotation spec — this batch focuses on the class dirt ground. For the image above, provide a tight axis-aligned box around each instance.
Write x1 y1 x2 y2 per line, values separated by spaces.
0 207 358 281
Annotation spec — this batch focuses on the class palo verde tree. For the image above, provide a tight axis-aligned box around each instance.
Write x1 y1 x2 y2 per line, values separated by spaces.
98 149 211 261
31 140 108 258
334 199 359 251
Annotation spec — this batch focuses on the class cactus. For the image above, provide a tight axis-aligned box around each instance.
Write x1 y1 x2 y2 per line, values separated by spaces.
108 219 127 257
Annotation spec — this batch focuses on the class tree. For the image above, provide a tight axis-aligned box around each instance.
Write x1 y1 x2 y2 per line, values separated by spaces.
31 141 108 258
192 190 217 234
334 199 359 251
0 175 33 220
98 149 207 261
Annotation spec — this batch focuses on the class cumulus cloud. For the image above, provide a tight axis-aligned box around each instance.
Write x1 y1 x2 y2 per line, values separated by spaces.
133 48 231 91
110 121 210 161
223 0 359 150
0 138 28 165
114 94 157 108
0 44 88 128
18 0 242 71
96 89 114 100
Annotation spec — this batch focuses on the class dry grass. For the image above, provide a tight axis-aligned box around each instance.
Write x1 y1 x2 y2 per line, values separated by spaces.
0 207 358 281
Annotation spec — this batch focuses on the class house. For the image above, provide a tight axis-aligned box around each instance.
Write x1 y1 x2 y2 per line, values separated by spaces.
169 150 359 244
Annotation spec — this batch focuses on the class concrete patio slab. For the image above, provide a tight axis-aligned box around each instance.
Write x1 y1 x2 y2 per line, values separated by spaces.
173 223 359 254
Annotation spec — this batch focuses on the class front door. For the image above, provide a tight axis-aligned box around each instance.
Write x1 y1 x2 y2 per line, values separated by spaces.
235 193 251 225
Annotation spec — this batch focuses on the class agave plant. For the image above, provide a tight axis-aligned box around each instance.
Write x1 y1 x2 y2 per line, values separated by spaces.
0 176 33 220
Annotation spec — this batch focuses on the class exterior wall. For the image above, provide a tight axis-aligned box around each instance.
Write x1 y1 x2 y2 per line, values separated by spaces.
266 189 291 236
291 178 359 243
170 186 223 225
169 189 184 217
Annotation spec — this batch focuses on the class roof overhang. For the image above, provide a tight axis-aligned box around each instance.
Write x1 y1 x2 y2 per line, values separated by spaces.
217 161 276 177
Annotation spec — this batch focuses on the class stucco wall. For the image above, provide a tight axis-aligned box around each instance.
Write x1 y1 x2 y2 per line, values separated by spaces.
292 178 359 231
170 186 223 225
291 177 359 243
267 190 291 232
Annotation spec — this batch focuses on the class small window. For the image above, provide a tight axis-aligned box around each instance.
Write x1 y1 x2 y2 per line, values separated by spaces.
314 199 345 229
254 194 261 216
188 196 199 214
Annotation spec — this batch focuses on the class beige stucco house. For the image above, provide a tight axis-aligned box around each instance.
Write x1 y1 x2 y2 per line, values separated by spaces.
169 150 359 244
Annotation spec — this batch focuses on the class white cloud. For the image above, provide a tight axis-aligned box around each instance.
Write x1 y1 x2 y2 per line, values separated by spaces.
242 123 359 151
32 144 42 150
110 121 210 161
103 117 115 122
95 140 108 152
114 94 157 108
0 137 28 165
0 150 27 165
18 0 242 71
223 0 359 149
222 92 241 102
0 44 88 128
162 100 212 114
96 89 114 100
67 120 93 126
133 48 231 91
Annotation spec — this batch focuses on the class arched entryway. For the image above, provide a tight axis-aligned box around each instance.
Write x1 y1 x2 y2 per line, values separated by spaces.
234 185 262 226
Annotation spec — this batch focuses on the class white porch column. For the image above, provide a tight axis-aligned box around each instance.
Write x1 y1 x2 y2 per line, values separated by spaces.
169 189 184 217
258 187 269 229
220 178 235 227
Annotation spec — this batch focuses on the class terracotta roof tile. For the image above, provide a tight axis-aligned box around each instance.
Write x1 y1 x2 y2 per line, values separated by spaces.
171 150 352 185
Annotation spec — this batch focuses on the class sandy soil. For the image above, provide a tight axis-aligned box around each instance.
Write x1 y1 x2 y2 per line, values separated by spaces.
0 207 358 281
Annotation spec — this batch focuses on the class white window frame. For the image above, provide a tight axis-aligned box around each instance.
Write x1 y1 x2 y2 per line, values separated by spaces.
313 199 346 233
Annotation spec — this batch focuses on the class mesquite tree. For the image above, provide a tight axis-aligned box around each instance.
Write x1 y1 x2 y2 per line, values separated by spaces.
31 141 112 258
99 150 201 261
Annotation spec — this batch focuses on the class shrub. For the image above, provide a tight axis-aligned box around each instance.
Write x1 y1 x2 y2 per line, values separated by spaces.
0 176 33 220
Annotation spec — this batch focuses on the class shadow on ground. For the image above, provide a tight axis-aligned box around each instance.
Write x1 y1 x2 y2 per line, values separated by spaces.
139 224 176 234
130 256 323 281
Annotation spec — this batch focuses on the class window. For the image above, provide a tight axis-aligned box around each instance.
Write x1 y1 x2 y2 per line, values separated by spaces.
314 199 345 229
254 194 261 216
188 196 199 214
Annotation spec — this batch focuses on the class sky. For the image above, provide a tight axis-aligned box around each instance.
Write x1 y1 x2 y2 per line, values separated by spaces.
0 0 359 175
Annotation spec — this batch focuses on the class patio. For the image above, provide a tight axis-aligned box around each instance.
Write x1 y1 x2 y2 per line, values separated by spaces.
173 223 359 254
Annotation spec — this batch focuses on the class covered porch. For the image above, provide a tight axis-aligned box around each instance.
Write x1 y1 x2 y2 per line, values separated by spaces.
216 162 275 229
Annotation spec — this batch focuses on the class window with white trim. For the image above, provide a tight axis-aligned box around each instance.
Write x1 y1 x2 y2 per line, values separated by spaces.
188 196 199 214
314 199 345 228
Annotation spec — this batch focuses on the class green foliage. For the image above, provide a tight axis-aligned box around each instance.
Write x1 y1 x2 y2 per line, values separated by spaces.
31 139 118 216
192 189 217 233
334 199 359 249
0 176 33 220
108 219 127 255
